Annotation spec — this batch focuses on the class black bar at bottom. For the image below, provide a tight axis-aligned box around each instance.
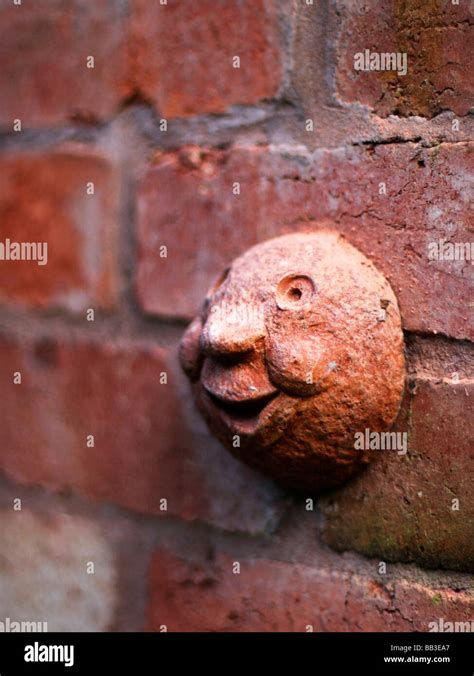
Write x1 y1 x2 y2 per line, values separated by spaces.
0 632 471 674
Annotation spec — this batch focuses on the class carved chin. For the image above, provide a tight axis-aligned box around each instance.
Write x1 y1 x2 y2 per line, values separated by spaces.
195 383 297 445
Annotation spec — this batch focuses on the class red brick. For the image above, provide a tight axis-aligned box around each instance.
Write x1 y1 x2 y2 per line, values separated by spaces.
0 0 127 128
148 550 474 631
321 379 474 572
0 150 118 311
333 0 474 117
0 335 283 533
128 0 283 117
136 143 474 340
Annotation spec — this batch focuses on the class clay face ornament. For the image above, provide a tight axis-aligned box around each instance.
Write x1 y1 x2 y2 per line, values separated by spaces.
179 231 405 492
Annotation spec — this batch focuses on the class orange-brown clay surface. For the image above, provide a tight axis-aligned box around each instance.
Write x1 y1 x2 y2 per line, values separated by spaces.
180 231 406 491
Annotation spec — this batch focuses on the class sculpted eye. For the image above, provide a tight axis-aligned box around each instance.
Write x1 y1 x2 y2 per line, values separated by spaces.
276 274 315 310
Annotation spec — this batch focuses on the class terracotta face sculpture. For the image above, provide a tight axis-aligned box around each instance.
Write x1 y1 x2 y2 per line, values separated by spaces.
180 231 405 492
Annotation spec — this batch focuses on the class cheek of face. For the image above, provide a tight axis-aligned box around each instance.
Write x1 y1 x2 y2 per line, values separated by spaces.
264 312 337 397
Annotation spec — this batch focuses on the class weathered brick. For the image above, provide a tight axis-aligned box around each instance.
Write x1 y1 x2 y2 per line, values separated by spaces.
136 143 473 340
0 0 127 128
0 150 119 311
148 550 474 631
128 0 283 117
333 0 474 118
320 379 474 572
0 509 116 631
291 1 474 150
0 335 283 533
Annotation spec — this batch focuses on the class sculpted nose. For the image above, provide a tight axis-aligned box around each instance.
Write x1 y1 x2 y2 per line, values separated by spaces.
201 303 265 359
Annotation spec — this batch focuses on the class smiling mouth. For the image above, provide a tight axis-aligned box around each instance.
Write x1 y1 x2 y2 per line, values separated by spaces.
206 390 279 420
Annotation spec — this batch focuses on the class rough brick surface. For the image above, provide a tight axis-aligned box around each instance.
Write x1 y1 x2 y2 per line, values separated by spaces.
0 150 118 311
128 0 283 118
333 0 474 118
136 143 474 340
320 379 474 572
0 509 116 631
0 335 284 533
148 550 474 632
0 0 126 127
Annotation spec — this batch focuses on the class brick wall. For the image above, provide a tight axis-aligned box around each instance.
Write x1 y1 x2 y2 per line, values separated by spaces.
0 0 472 631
